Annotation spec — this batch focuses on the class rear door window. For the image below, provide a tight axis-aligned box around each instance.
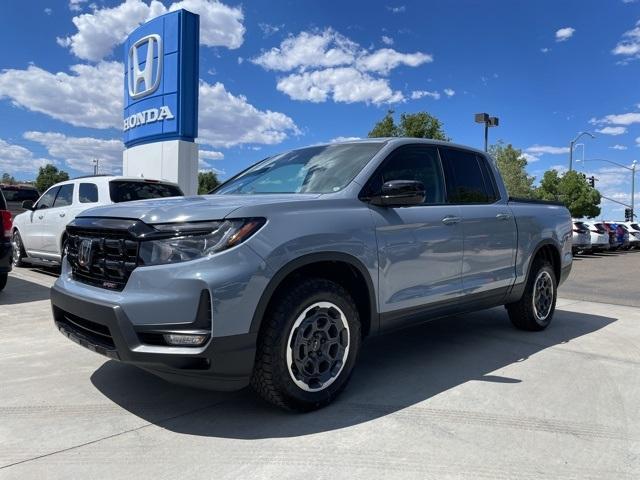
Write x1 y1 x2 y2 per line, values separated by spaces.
53 184 74 208
79 183 99 203
109 181 183 203
439 147 496 204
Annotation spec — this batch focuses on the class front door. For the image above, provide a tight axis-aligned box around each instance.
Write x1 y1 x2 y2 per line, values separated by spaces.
22 186 59 253
363 145 464 329
41 183 74 255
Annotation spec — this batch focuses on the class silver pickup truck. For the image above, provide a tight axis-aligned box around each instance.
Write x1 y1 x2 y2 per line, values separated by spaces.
50 138 572 411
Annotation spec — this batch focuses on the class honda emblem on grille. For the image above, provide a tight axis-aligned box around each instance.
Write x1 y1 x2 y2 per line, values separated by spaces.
77 239 93 267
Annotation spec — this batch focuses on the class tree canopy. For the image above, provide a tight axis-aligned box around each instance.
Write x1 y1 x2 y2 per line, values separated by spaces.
537 169 601 218
198 171 221 194
488 141 536 198
35 164 69 193
368 110 449 141
1 173 17 185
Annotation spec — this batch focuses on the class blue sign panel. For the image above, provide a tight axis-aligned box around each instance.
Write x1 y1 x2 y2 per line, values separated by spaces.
123 10 199 148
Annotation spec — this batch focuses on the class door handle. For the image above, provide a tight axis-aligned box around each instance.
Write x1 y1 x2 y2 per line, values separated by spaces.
442 216 461 225
38 215 44 220
59 213 66 218
496 212 512 221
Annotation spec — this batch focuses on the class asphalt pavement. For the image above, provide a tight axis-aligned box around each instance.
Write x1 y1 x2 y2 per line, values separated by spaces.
1 259 639 479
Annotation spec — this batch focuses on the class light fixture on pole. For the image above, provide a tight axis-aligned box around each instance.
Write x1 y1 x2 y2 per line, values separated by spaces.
475 113 499 152
568 132 595 172
577 158 637 220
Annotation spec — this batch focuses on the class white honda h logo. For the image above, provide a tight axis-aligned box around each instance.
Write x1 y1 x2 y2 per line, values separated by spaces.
128 34 162 100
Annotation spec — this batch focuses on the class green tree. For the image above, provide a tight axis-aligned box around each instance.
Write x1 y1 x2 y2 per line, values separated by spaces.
198 171 220 194
537 169 601 218
368 110 449 140
488 141 536 198
1 173 17 185
35 164 69 193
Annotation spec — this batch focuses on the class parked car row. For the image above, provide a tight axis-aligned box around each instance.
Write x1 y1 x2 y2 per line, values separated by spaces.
572 219 640 254
2 175 183 272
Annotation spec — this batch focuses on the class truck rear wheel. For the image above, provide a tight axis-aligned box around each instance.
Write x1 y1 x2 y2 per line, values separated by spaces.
507 258 557 331
251 277 361 412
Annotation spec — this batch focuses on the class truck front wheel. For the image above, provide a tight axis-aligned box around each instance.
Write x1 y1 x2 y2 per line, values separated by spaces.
507 258 557 331
251 277 361 411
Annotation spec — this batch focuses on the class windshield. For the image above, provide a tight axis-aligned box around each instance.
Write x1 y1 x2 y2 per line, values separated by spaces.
109 181 183 203
214 143 383 195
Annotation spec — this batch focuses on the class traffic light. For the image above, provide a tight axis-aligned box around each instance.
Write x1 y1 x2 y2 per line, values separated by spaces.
625 208 633 221
588 176 596 188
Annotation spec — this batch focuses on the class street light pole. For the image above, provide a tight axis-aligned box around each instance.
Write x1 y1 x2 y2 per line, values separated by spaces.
578 158 637 219
568 132 595 172
475 113 499 152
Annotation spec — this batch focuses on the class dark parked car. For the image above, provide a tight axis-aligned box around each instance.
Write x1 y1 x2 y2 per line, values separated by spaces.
0 188 12 290
603 223 622 250
0 184 40 217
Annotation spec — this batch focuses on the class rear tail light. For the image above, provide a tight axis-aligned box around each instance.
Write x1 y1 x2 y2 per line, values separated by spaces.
1 211 12 239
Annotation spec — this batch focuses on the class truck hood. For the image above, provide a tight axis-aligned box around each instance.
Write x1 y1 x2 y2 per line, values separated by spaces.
77 193 322 224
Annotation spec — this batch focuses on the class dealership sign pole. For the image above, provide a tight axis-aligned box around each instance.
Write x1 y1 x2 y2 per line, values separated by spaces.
122 9 199 195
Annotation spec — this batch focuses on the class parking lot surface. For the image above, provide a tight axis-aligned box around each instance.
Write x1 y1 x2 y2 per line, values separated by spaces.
1 262 640 479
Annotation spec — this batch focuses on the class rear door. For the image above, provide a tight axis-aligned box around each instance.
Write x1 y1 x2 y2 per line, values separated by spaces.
439 147 517 296
364 144 464 328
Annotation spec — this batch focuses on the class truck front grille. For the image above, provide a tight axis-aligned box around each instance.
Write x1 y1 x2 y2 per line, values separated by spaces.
66 218 151 291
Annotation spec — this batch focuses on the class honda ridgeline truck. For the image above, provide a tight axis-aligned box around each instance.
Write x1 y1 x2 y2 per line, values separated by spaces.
51 139 572 411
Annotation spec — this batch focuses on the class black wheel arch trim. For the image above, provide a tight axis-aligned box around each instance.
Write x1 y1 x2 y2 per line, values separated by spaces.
249 252 379 337
507 238 563 304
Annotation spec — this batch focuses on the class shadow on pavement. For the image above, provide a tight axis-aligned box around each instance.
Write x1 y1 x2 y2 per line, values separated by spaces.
0 275 51 305
91 306 615 440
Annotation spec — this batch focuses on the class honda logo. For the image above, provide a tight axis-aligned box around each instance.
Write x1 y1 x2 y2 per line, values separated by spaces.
77 239 94 268
128 34 162 100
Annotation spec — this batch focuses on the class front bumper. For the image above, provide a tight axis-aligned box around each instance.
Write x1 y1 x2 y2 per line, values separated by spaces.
0 239 11 274
51 283 259 392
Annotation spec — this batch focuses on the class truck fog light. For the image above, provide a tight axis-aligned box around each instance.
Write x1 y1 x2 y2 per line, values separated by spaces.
163 333 209 346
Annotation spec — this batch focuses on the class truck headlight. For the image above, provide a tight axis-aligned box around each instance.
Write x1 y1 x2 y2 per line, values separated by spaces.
139 218 265 266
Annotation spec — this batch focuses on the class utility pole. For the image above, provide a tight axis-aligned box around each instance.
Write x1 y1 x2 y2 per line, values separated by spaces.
92 158 100 175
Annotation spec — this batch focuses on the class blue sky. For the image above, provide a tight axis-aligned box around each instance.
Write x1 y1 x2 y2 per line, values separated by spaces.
0 0 639 219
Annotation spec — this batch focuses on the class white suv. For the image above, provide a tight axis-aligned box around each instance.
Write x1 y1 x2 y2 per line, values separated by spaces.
11 176 183 266
623 222 640 249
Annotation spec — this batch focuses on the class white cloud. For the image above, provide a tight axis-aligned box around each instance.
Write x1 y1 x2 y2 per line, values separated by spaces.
612 20 640 59
540 47 551 53
277 67 404 104
330 136 361 143
258 23 283 38
555 27 575 42
381 35 394 46
521 153 540 163
526 145 570 155
44 8 53 15
0 62 299 149
252 28 431 104
593 111 640 125
387 5 406 13
636 136 640 146
410 90 440 100
596 126 627 136
0 61 122 129
611 144 628 150
23 131 123 174
0 139 50 175
58 0 245 62
198 149 224 160
443 88 455 97
198 81 299 148
69 0 88 12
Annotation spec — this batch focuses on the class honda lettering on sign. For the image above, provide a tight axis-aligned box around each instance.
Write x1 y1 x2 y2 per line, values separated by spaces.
123 9 199 148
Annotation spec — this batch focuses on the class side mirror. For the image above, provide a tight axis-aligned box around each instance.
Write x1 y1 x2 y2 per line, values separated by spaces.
22 200 34 210
370 180 426 207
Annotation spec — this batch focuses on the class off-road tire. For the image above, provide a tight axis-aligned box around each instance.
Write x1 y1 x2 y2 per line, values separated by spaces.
251 277 361 412
507 258 557 331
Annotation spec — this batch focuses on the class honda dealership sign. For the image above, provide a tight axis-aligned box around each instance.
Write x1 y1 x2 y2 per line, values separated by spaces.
122 9 199 194
123 9 199 147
